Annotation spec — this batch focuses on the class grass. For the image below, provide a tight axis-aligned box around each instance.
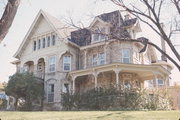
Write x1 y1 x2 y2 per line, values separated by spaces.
0 111 180 120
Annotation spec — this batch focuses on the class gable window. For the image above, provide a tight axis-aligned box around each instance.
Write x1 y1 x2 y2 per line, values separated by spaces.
49 56 56 72
47 36 51 47
93 53 105 66
93 27 106 43
38 39 41 49
33 41 36 51
52 35 56 46
48 84 54 103
63 55 71 71
122 49 130 63
43 38 46 48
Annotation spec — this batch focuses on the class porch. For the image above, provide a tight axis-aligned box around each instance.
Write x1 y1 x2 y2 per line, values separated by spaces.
69 63 170 94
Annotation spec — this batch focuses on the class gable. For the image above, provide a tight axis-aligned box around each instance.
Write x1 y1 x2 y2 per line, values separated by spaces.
14 10 72 59
31 15 54 37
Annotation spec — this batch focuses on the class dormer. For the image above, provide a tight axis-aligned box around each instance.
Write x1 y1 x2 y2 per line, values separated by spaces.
123 15 142 39
88 17 111 44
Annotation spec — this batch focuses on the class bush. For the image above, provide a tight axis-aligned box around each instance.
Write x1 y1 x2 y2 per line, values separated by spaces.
61 87 171 111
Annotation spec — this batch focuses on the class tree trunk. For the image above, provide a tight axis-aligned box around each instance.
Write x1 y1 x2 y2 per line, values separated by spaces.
0 0 20 43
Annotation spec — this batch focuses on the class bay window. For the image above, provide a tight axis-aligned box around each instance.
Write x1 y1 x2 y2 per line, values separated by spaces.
38 39 41 49
47 36 51 47
33 41 36 51
63 55 71 71
43 38 46 48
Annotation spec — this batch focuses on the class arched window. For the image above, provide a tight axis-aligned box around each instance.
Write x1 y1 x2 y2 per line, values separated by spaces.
63 55 71 71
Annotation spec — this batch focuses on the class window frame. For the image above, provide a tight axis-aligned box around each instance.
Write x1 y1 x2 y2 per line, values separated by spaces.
158 79 164 85
47 84 54 103
63 55 71 71
122 49 130 64
48 56 56 72
92 52 106 66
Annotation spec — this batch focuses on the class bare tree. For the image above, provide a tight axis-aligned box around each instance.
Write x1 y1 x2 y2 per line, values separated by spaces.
0 0 20 43
109 0 180 71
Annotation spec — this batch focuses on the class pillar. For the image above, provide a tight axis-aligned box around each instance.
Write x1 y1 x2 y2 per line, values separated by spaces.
113 68 121 89
92 72 98 89
72 75 76 94
154 73 158 88
84 50 87 69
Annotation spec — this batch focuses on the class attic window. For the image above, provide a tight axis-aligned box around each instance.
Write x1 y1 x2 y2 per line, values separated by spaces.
38 39 41 49
43 38 46 48
47 36 51 47
33 41 36 51
52 35 56 46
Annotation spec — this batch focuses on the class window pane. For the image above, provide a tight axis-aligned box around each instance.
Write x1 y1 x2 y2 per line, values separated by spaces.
158 80 164 85
33 41 36 51
93 54 98 66
49 56 56 72
43 38 46 48
99 53 105 65
38 39 41 49
123 58 130 63
47 36 50 47
52 35 56 46
63 56 71 71
123 49 130 57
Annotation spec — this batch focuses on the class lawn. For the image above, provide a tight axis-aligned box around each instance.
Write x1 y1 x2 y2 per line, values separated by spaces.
0 111 180 120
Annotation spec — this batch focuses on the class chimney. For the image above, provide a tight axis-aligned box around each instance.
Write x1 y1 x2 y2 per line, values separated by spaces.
124 14 130 20
160 23 167 62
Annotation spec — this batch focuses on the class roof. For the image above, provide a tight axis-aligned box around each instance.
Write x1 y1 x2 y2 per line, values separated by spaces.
14 10 72 59
123 18 137 27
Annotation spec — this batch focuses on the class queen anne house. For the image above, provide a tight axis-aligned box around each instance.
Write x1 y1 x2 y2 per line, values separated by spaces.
12 10 173 110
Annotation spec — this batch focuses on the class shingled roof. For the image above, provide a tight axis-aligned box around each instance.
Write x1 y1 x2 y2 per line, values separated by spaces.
70 10 138 46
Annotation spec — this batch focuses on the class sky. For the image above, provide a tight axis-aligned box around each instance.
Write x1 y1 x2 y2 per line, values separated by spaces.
0 0 179 84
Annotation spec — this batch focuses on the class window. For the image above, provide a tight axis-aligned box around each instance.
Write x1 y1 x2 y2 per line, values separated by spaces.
93 27 106 42
158 79 164 85
48 84 54 103
92 53 105 66
38 39 41 49
52 35 56 46
63 55 71 71
33 41 36 51
93 54 98 66
99 53 105 65
43 38 46 48
122 49 130 63
47 36 51 47
49 56 56 72
63 83 69 93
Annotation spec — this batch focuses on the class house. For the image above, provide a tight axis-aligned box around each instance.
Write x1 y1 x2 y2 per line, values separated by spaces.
12 10 173 110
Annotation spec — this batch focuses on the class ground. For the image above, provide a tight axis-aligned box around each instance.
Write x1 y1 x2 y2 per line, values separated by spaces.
0 111 180 120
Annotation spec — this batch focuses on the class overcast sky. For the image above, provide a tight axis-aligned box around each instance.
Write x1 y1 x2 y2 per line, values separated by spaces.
0 0 179 84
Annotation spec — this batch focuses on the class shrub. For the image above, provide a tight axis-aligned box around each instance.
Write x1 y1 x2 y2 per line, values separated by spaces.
61 87 171 111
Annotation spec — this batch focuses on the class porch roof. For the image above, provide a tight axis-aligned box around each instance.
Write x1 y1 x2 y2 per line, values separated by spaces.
69 63 170 81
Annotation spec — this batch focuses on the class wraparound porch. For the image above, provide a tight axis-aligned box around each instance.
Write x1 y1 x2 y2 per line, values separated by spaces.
69 63 170 94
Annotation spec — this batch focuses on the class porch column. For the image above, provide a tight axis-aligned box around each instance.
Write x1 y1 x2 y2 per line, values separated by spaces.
113 68 121 89
92 72 99 88
154 73 158 88
72 75 77 94
84 50 87 69
165 75 169 88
